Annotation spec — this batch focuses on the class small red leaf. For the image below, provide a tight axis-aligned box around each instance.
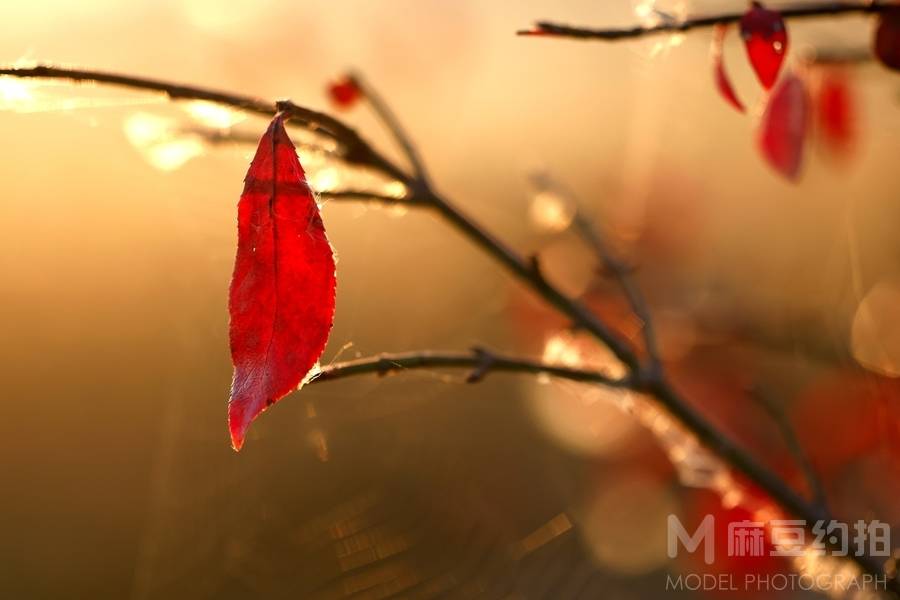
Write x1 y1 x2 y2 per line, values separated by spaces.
740 1 788 89
327 76 362 109
814 67 857 161
711 24 746 113
757 72 810 181
875 7 900 71
228 115 336 451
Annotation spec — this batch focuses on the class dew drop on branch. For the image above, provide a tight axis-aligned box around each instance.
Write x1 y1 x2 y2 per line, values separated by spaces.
631 0 687 56
631 0 686 28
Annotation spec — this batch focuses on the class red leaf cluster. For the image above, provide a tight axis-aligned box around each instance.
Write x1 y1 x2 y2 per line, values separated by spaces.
710 2 859 181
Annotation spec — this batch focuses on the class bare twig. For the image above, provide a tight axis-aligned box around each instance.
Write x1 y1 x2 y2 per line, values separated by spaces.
181 125 343 159
750 386 829 511
351 72 433 189
0 64 409 182
807 47 875 65
575 212 661 369
311 347 629 388
529 173 661 369
2 63 895 592
317 189 421 205
517 2 894 42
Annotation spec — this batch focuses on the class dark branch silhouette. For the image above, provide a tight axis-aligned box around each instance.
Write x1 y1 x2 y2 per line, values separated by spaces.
517 2 893 41
311 347 628 387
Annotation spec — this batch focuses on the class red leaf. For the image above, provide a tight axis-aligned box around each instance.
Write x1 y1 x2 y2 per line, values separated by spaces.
740 1 788 89
327 76 362 109
814 67 857 161
757 72 809 181
228 115 336 451
875 7 900 71
711 24 745 113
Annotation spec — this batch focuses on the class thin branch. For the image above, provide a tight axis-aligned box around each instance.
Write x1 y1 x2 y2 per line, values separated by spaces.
517 2 895 41
0 64 409 182
751 386 829 511
529 173 662 369
3 63 894 592
422 185 642 371
807 47 875 65
317 189 423 205
180 125 341 156
310 347 629 388
351 72 433 189
576 212 661 368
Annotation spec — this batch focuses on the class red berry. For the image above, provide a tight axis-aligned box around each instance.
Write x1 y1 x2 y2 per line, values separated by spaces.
875 7 900 71
740 1 788 89
327 76 361 109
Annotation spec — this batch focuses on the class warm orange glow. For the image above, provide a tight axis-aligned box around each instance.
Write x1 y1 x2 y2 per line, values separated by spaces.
851 279 900 377
529 190 575 233
0 77 33 109
182 100 246 129
123 112 206 171
580 473 676 574
2 3 898 597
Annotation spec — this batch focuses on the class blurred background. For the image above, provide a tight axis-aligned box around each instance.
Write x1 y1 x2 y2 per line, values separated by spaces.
1 1 899 598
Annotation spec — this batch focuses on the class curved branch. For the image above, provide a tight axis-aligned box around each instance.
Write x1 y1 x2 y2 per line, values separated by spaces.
311 347 629 388
317 189 423 205
0 64 409 181
351 72 433 188
751 386 828 511
518 2 893 41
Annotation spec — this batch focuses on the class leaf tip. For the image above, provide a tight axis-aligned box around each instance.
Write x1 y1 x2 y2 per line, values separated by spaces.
228 401 248 452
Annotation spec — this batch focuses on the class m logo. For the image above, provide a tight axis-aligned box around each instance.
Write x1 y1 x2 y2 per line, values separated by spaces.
668 514 715 564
